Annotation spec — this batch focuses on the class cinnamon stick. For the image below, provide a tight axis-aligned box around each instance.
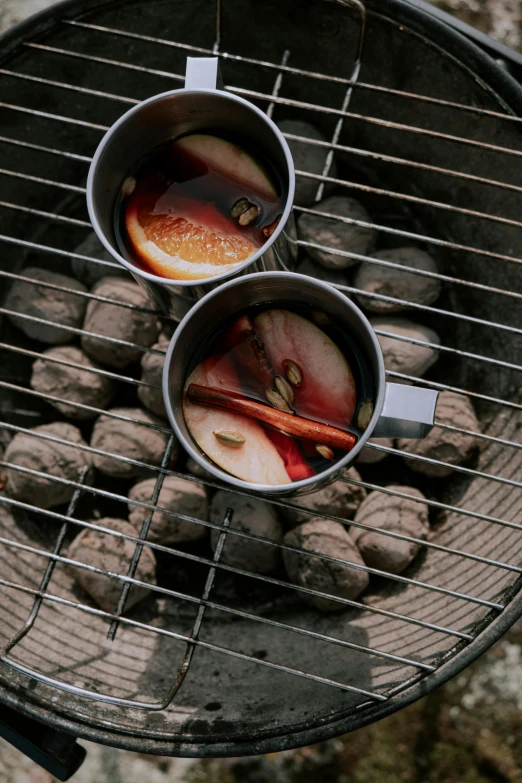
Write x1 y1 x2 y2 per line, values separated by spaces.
186 384 357 452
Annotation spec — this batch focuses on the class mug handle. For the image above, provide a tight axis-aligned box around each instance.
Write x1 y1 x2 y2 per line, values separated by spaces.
185 56 222 90
372 383 439 439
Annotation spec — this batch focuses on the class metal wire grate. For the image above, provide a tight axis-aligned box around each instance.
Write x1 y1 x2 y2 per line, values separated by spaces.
0 0 521 755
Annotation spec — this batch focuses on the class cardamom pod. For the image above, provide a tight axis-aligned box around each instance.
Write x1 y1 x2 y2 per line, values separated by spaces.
285 361 302 387
121 176 136 198
357 400 374 431
230 197 251 219
213 430 245 448
310 310 329 326
316 444 335 461
238 204 261 226
274 375 294 406
265 388 294 414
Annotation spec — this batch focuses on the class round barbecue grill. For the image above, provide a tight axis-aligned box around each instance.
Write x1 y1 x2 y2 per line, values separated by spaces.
0 0 521 772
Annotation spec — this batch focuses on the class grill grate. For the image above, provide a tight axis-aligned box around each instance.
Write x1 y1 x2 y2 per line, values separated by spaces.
0 0 521 755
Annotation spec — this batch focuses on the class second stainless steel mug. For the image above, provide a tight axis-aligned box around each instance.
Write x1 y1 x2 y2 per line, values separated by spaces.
87 57 297 318
162 272 439 497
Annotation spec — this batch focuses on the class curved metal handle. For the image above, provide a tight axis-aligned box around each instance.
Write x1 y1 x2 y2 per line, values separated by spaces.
373 382 439 439
185 56 222 89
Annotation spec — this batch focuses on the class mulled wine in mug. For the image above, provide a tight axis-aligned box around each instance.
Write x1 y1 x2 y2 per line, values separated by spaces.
162 272 439 497
87 57 296 318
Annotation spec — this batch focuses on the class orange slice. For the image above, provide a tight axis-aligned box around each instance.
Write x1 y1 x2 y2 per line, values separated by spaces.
125 198 257 281
123 133 281 281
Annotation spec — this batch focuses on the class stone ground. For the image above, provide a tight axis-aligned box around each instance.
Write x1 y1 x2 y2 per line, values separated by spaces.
432 0 522 51
1 0 522 781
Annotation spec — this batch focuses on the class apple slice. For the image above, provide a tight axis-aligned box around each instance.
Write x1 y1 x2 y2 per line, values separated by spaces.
254 310 357 429
192 351 242 392
264 428 315 480
173 134 278 202
218 314 274 388
183 356 290 485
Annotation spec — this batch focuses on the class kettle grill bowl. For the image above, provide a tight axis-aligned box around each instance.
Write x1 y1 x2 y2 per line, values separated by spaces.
0 0 521 756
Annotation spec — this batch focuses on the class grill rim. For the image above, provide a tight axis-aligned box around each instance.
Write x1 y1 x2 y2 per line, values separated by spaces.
3 0 522 116
0 0 521 756
1 584 521 757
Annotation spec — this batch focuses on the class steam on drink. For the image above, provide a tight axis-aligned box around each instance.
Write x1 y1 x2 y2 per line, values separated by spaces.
183 307 375 485
117 133 283 280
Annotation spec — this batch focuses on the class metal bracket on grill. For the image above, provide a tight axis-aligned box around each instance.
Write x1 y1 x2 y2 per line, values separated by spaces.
2 467 90 659
315 0 367 202
0 704 86 781
1 507 235 711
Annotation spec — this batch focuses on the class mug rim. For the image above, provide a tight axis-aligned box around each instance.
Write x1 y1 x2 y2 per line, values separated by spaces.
86 87 296 288
162 271 387 494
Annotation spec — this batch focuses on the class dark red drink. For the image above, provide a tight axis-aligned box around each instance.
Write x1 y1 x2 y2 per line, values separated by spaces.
183 305 374 485
116 133 283 281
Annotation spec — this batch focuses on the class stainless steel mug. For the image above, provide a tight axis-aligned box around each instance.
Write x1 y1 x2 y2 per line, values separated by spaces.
162 272 439 497
87 57 297 319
